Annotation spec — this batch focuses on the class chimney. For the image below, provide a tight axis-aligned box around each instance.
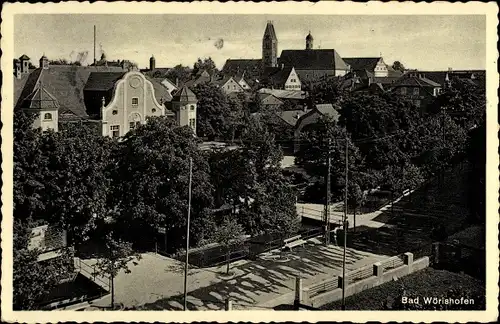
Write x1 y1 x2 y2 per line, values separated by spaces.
448 67 453 72
15 61 21 79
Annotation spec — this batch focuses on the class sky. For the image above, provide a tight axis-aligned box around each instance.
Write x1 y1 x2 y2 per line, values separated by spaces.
14 14 486 71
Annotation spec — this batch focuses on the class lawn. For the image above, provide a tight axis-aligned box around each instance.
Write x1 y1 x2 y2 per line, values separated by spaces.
320 267 485 310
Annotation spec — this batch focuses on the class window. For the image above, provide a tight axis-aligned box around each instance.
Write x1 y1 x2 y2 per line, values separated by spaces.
132 97 139 106
190 105 195 111
414 100 421 108
110 125 120 138
129 121 141 130
112 110 118 115
413 88 420 96
400 87 407 95
189 118 196 128
43 113 52 120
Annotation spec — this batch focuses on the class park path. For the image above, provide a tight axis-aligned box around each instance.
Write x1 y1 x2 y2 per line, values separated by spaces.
80 238 388 310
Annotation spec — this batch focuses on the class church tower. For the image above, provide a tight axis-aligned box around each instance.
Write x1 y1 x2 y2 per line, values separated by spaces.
306 32 314 50
262 21 278 68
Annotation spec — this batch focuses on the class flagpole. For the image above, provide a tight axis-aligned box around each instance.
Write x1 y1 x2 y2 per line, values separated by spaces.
341 134 348 310
183 157 193 311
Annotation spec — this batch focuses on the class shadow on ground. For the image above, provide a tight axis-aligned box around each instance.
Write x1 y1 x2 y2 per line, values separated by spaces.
137 241 375 310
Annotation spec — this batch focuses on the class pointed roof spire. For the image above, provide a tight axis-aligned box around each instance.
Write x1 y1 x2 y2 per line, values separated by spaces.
264 20 277 40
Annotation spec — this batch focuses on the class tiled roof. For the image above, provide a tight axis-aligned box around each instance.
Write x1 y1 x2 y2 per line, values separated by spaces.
15 65 127 118
84 72 126 91
262 66 294 88
142 68 172 78
343 57 381 72
277 109 308 127
372 76 402 84
172 86 197 103
258 88 306 100
392 74 441 87
221 59 262 77
279 49 349 71
315 103 339 120
415 71 449 86
145 76 174 104
20 84 60 110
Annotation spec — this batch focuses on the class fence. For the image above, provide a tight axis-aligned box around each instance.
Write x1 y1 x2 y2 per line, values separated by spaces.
74 258 110 291
299 251 430 308
380 254 405 271
176 226 324 268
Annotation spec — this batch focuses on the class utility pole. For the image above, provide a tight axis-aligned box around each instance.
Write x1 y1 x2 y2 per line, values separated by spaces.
93 25 96 66
324 138 331 245
183 157 193 311
341 134 348 310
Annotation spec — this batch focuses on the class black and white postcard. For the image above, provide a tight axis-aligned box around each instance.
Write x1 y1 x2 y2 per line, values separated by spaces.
1 1 498 323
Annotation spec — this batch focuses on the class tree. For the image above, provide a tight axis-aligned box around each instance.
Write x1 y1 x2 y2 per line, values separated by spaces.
429 77 486 130
193 57 218 76
295 115 365 202
392 61 406 72
191 83 232 140
113 116 215 251
40 125 115 246
310 77 347 106
13 219 73 310
92 232 142 309
211 217 245 275
225 95 246 142
339 92 422 171
13 110 46 222
165 64 192 84
466 122 485 224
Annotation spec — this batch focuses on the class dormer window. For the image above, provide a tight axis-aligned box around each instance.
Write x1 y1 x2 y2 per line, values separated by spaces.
43 113 52 120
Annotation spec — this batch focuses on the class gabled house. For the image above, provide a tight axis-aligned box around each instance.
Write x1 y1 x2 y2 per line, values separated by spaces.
343 57 392 78
156 77 178 95
14 54 194 137
234 72 252 91
213 76 245 94
84 71 173 137
262 65 302 90
294 103 340 152
388 72 442 110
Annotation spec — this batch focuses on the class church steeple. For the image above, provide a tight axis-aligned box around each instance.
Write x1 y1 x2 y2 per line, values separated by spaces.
262 21 278 68
306 31 314 50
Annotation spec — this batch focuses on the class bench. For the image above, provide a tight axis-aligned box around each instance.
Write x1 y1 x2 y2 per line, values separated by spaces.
282 235 307 251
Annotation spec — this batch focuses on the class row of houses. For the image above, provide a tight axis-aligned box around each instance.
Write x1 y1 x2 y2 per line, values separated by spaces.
14 54 198 136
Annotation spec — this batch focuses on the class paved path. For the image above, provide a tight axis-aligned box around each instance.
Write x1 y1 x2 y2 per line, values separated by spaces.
81 238 388 310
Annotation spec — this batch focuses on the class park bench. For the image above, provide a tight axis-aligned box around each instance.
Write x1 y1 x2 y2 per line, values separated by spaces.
282 235 307 251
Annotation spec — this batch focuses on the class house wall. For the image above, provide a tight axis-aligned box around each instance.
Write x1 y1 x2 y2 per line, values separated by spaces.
393 84 440 110
374 60 389 78
24 108 59 132
172 102 197 133
285 68 302 90
102 72 165 137
238 79 251 90
221 78 244 94
160 79 178 94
